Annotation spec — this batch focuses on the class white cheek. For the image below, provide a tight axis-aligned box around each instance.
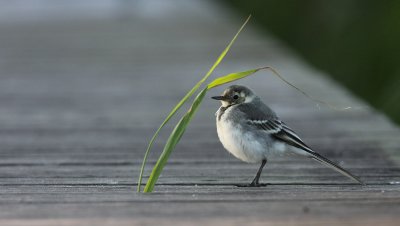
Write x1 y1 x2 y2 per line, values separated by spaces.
244 95 254 103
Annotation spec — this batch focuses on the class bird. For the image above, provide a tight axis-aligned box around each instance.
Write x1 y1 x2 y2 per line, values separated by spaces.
211 85 363 187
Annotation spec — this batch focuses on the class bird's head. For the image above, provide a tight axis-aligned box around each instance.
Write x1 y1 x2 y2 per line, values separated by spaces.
211 85 255 107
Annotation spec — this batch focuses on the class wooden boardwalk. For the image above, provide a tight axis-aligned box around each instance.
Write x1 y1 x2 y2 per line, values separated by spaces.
0 1 399 225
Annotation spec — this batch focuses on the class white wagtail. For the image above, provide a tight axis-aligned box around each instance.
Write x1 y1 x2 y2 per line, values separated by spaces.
211 85 363 187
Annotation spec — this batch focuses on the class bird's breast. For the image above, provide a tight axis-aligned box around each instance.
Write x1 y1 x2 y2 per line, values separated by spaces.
216 108 266 163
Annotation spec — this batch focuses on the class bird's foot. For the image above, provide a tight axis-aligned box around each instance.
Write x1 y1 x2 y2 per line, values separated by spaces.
235 182 267 187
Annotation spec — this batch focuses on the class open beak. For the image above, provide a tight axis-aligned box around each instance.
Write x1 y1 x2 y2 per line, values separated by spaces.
211 95 228 101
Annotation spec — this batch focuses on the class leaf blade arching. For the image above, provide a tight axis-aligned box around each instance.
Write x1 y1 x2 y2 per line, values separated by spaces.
143 89 208 192
137 15 251 192
207 66 349 110
207 68 262 89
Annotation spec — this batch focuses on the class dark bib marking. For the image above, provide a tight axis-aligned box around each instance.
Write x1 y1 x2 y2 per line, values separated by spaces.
217 105 233 121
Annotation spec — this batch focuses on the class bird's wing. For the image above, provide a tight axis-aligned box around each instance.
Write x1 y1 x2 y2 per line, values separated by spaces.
241 103 363 184
246 118 363 184
246 118 314 154
238 102 313 153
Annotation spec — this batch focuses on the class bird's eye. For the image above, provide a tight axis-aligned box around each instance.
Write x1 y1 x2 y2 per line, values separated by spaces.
233 95 239 99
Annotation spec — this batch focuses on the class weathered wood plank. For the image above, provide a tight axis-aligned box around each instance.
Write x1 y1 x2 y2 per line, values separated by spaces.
0 185 399 204
0 199 399 226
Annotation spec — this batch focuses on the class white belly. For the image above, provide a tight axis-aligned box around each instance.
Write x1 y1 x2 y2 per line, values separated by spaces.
216 107 293 163
217 117 267 163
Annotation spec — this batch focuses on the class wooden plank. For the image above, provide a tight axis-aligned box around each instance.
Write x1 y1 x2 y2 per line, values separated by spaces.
0 200 399 226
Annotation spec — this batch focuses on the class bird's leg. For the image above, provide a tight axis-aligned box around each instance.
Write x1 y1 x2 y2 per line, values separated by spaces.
249 159 267 186
236 159 267 187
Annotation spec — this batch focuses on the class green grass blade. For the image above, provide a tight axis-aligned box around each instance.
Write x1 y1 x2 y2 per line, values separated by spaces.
143 89 208 192
137 15 251 192
207 67 263 89
136 85 199 192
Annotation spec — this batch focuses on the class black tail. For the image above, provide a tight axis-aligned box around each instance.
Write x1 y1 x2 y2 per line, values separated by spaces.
309 152 364 185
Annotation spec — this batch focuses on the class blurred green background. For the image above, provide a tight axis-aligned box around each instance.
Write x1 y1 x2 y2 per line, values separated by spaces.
224 0 400 125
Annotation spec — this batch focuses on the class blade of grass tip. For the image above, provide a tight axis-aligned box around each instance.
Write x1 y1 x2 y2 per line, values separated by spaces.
143 89 208 192
207 66 350 110
257 67 350 110
137 15 251 192
200 14 251 83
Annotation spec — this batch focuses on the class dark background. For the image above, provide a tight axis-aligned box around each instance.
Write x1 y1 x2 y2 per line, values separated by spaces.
224 0 400 125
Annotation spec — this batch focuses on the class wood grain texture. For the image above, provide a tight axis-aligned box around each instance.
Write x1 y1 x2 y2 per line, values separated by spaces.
0 0 399 225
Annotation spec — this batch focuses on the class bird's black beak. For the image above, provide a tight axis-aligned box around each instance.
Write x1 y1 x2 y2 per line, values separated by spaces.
211 96 227 101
